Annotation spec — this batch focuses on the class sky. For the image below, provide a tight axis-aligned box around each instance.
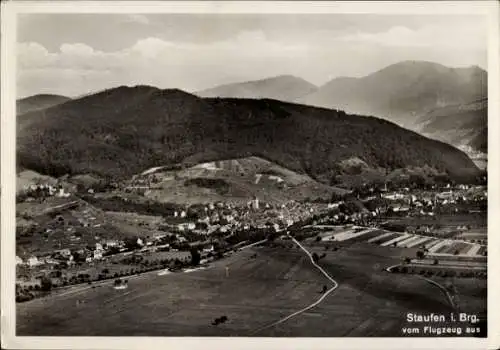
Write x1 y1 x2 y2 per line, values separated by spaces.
17 13 488 98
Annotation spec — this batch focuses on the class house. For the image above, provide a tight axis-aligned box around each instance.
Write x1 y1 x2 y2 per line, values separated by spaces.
202 244 215 253
58 248 72 258
383 193 405 200
176 235 187 243
93 250 103 260
16 256 23 265
152 232 167 241
27 256 43 267
104 239 120 247
177 222 195 231
137 237 144 247
56 188 71 198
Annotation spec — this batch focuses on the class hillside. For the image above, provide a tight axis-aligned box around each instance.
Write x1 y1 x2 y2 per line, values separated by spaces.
196 75 317 102
17 94 71 115
299 61 487 128
17 85 481 187
416 99 487 153
130 156 346 204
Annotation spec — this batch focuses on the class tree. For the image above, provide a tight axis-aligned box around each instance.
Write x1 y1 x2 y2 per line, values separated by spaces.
416 250 425 259
190 248 201 266
403 257 411 264
124 236 139 251
312 252 319 263
315 236 321 242
40 277 52 291
433 259 439 265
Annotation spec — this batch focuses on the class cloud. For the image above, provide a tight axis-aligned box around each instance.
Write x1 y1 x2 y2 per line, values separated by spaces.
16 23 487 98
338 22 487 50
127 14 150 25
60 43 95 56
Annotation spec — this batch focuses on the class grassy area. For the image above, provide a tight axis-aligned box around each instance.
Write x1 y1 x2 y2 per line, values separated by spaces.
17 241 485 337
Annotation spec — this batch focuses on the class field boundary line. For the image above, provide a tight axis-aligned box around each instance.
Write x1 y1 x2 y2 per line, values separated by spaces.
249 235 339 335
386 265 457 310
415 275 457 310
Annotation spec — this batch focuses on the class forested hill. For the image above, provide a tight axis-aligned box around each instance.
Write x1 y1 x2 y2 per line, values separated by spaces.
17 94 72 115
17 85 480 184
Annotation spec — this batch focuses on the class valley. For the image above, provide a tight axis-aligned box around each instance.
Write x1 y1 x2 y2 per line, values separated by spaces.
13 60 488 338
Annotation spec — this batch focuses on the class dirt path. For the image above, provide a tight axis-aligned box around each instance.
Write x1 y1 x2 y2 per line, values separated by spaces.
385 264 457 310
249 235 339 335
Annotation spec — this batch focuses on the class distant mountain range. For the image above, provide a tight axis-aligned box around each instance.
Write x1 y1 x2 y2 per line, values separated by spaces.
196 75 317 101
416 98 487 154
299 61 486 126
17 94 71 115
192 61 487 154
17 85 480 187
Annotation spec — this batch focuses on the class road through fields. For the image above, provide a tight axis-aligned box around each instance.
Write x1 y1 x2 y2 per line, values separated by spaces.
249 234 339 335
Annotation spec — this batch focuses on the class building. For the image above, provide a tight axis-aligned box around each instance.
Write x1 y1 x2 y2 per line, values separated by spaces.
252 196 260 210
27 256 43 267
16 256 23 265
177 222 196 231
202 244 215 253
104 239 120 247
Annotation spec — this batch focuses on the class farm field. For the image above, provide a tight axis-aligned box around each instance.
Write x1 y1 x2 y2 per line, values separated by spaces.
311 223 487 258
16 241 483 337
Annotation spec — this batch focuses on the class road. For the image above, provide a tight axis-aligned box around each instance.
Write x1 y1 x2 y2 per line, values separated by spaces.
250 234 339 335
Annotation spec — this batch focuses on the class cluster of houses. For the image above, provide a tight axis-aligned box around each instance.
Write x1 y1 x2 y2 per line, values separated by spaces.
162 198 330 238
16 232 190 269
22 183 71 199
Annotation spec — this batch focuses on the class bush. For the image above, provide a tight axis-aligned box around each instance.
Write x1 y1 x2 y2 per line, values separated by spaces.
40 277 52 291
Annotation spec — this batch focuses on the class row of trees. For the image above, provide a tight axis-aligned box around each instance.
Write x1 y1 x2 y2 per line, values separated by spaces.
391 266 486 279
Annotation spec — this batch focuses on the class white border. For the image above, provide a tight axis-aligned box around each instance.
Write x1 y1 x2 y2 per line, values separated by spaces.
1 1 499 349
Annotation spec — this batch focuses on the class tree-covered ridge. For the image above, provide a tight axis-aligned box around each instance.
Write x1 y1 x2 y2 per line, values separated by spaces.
17 86 480 184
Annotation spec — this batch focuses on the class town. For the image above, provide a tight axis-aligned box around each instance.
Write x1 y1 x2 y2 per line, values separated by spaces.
15 174 487 303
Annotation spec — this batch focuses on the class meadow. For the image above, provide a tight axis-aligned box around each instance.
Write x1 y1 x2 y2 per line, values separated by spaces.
17 240 485 337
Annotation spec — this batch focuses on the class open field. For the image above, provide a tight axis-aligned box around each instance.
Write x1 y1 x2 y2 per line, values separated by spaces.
379 213 487 229
308 223 487 258
17 240 484 337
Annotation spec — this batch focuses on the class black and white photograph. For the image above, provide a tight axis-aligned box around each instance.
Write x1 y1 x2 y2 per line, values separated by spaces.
1 1 499 348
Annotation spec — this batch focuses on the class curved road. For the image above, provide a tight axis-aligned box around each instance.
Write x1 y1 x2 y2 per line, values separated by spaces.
250 235 339 335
